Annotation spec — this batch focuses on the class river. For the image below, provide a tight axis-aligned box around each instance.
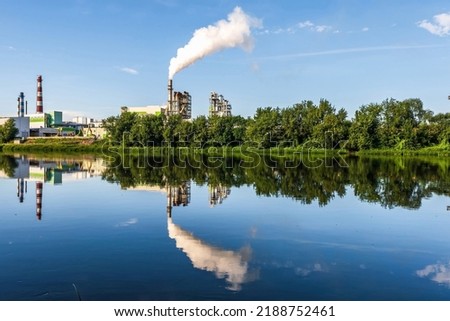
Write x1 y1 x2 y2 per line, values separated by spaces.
0 153 449 300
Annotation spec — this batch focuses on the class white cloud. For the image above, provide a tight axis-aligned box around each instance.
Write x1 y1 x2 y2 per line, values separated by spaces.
119 67 139 75
362 27 369 32
298 20 333 33
298 20 314 29
259 44 444 61
418 12 450 36
264 20 334 35
314 25 332 33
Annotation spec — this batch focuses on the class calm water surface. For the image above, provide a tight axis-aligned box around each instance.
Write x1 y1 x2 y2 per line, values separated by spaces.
0 154 449 300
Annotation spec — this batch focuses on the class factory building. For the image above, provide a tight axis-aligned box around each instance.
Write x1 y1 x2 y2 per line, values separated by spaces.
209 184 231 207
209 92 232 117
119 80 192 121
48 111 63 126
120 105 166 116
166 79 192 119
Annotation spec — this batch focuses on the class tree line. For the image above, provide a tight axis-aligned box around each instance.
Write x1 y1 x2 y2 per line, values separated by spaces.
102 98 449 151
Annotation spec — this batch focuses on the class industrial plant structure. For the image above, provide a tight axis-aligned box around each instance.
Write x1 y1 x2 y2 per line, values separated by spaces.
209 185 231 207
209 92 232 117
166 79 192 119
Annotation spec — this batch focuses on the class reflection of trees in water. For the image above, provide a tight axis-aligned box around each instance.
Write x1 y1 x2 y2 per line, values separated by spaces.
100 155 450 209
350 157 449 209
0 155 18 177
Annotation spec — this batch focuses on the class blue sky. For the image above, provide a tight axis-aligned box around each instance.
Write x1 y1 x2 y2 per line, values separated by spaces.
1 0 449 120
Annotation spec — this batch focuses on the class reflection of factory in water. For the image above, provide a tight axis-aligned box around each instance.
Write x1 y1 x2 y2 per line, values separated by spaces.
125 180 231 216
1 157 105 220
166 182 191 217
209 185 231 207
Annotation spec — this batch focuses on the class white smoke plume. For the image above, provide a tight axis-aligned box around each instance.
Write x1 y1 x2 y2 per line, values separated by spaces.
168 6 262 79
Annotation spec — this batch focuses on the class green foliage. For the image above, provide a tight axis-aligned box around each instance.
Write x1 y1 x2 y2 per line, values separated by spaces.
0 119 19 143
245 107 282 148
96 97 448 151
348 103 382 150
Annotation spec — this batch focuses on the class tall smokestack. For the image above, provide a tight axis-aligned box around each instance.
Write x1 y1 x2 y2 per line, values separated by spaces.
167 79 173 114
17 97 20 117
36 75 43 113
19 92 25 117
36 182 43 220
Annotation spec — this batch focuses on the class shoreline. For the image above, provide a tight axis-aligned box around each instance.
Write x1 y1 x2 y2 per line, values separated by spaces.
0 138 449 157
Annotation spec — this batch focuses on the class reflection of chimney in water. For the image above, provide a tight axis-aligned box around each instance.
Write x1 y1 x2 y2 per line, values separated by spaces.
17 178 25 203
166 184 172 218
36 182 43 220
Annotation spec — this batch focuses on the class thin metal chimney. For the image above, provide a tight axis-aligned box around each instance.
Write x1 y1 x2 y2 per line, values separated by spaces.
17 97 20 117
167 79 173 115
20 92 25 117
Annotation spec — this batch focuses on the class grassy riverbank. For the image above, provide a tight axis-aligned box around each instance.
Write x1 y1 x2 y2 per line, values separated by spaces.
0 138 448 157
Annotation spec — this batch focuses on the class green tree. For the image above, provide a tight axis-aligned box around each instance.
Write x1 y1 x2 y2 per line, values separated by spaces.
280 105 302 146
176 119 193 147
207 115 243 146
377 98 427 149
130 114 164 147
0 118 19 143
163 114 183 147
430 112 450 145
311 102 349 149
245 107 282 148
192 116 209 146
348 103 382 150
230 115 248 145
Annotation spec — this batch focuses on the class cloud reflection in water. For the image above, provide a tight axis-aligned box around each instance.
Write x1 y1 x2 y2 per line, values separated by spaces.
168 217 258 291
417 262 450 287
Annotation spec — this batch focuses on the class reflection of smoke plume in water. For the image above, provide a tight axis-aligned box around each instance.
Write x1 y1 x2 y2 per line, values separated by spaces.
168 217 258 291
168 6 262 80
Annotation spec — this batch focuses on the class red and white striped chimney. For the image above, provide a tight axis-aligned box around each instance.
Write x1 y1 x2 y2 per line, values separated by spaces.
36 75 43 113
36 182 43 220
